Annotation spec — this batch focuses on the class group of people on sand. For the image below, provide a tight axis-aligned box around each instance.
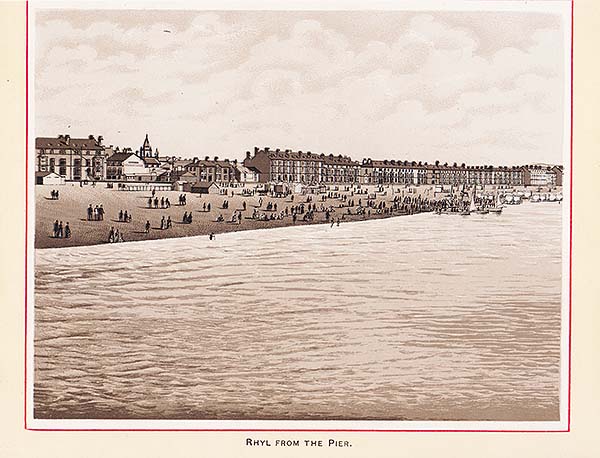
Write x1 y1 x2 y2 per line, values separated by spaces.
107 226 124 243
49 189 60 200
118 209 132 222
52 220 71 238
160 215 173 230
182 211 193 224
87 204 105 221
178 194 187 206
148 196 171 209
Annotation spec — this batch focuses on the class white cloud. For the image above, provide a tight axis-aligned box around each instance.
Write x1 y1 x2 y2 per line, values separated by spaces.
34 11 566 165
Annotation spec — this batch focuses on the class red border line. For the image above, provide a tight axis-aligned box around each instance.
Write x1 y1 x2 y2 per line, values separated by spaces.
24 0 29 432
24 0 574 433
567 0 574 434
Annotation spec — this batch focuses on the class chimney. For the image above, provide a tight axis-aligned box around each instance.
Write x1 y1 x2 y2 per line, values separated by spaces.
254 146 259 154
264 147 270 152
224 158 229 163
275 148 280 152
214 156 219 161
65 134 70 145
246 151 251 159
88 135 95 140
204 156 209 161
98 135 103 145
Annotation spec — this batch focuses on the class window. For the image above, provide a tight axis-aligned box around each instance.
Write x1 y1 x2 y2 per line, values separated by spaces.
59 158 67 177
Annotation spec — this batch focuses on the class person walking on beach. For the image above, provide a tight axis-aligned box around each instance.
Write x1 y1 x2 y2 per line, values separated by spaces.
183 211 188 223
119 210 123 222
160 216 165 230
207 203 211 212
148 197 152 208
242 201 247 211
99 205 105 221
203 202 206 212
87 204 93 221
53 220 59 238
154 197 159 209
161 197 165 208
124 210 128 222
108 226 115 243
152 188 156 198
167 216 172 229
64 222 71 239
165 198 170 208
58 221 64 238
145 220 150 234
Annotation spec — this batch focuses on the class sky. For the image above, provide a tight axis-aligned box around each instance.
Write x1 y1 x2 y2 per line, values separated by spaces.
34 8 567 165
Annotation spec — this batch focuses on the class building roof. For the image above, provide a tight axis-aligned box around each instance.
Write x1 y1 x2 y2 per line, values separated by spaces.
191 181 220 188
143 157 160 165
36 136 104 150
107 153 139 163
35 171 60 178
257 147 358 166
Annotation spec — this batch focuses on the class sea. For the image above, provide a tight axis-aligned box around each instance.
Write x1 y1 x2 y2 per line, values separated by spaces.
33 203 564 421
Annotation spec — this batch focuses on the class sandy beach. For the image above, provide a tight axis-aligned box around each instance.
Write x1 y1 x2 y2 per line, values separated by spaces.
35 183 436 249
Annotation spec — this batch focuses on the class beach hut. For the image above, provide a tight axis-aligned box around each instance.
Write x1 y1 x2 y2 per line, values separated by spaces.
36 171 64 185
191 181 221 194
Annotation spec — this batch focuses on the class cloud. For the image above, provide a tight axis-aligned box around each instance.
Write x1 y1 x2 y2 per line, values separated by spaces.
34 10 566 165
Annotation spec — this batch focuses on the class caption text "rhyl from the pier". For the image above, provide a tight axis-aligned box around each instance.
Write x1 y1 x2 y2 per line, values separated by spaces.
246 438 352 448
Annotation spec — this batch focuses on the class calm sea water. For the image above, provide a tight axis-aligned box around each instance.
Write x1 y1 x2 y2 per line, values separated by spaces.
34 203 563 421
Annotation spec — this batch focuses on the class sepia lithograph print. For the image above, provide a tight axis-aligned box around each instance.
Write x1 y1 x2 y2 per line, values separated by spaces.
27 0 572 430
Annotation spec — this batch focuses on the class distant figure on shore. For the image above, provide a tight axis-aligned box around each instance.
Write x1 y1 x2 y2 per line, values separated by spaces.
161 197 165 208
183 211 188 223
152 188 156 198
160 216 166 230
165 198 171 208
148 198 152 208
108 226 115 243
64 222 71 238
145 220 150 234
87 204 93 221
209 233 215 240
167 216 172 229
154 197 159 209
58 221 63 238
119 210 124 221
53 220 59 238
242 201 247 211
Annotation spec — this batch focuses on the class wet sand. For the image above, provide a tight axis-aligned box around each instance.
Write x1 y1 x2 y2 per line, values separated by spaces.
35 183 434 249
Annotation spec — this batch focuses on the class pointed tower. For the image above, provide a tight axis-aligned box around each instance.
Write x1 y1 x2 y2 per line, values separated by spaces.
141 134 152 158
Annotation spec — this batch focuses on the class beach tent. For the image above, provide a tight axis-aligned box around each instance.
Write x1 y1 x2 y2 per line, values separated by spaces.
36 171 64 185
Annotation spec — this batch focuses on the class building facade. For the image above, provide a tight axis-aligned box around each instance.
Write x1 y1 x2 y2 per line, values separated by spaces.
184 156 237 186
244 147 360 185
36 134 107 181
